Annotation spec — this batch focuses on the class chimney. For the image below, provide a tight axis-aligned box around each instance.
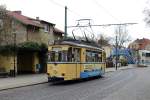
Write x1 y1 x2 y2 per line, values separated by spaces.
13 11 22 15
36 17 39 20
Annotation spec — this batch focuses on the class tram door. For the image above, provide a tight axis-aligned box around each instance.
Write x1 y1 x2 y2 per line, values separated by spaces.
73 48 81 79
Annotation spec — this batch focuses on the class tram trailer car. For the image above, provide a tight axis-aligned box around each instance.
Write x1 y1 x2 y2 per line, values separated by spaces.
47 40 106 82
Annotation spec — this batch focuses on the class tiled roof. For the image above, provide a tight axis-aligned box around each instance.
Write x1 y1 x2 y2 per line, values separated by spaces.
131 38 150 50
8 11 43 27
7 11 64 35
40 20 55 26
139 39 150 50
54 27 64 34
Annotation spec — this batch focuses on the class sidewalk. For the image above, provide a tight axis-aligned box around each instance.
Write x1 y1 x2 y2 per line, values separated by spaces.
0 74 48 91
106 64 136 72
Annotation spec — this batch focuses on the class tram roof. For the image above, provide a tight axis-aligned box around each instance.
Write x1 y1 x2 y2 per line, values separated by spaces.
53 39 104 51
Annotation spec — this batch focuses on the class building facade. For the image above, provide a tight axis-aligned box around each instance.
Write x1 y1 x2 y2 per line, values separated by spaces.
128 38 150 50
128 38 150 66
138 50 150 66
0 10 64 75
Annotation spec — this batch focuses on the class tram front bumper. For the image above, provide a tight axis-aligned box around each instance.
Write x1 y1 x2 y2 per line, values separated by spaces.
48 76 64 82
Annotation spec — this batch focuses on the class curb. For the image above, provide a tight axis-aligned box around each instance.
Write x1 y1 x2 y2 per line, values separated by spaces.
106 67 136 73
105 70 116 73
120 67 135 70
0 81 48 91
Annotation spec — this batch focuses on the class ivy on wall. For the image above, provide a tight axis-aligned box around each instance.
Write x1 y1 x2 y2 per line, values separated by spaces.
0 41 48 55
0 44 15 55
18 42 41 51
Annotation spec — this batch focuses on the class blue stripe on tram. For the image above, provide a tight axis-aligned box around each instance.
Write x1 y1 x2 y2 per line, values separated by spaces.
80 69 104 78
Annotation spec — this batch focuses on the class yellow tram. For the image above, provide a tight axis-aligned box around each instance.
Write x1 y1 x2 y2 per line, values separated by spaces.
47 40 106 82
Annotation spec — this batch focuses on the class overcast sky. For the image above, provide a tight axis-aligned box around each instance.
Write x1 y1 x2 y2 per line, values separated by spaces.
0 0 150 41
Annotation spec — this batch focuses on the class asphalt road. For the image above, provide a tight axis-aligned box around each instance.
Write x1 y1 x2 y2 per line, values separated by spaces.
0 67 150 100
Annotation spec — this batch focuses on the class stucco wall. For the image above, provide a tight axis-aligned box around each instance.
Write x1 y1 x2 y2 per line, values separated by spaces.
14 21 27 44
0 19 27 45
0 54 17 73
27 28 54 45
139 50 150 63
103 46 112 58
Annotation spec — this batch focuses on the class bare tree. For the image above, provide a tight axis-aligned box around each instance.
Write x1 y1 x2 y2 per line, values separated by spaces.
114 25 131 48
0 5 12 46
97 34 111 46
143 4 150 26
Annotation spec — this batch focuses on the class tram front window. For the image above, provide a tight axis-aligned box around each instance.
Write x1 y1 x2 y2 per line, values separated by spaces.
48 51 67 62
48 47 80 62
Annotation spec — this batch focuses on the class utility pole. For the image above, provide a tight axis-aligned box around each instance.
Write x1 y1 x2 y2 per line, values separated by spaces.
115 31 118 70
64 6 67 39
115 25 122 70
13 32 16 77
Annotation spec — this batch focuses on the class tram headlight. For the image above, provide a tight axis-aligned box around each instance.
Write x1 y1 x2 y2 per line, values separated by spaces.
47 73 50 76
62 73 65 76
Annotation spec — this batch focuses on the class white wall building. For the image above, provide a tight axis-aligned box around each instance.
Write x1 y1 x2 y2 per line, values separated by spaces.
139 50 150 66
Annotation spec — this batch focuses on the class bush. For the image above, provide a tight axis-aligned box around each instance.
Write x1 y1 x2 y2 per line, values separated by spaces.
120 59 128 66
0 44 15 55
106 61 114 68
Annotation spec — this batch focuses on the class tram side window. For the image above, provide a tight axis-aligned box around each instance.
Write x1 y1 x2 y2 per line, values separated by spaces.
86 51 92 62
47 53 51 62
67 47 72 62
86 51 94 62
67 47 81 62
95 53 99 62
73 48 80 62
86 50 102 62
61 51 68 62
99 53 102 62
47 52 55 62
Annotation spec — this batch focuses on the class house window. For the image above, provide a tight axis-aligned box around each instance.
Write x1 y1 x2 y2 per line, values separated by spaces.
44 24 49 32
0 19 3 29
142 52 145 57
27 26 39 32
146 53 150 57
